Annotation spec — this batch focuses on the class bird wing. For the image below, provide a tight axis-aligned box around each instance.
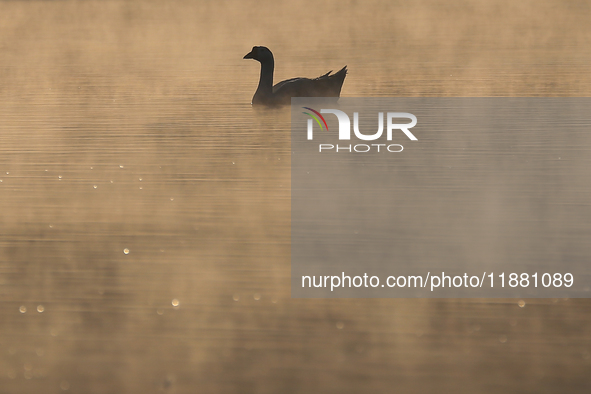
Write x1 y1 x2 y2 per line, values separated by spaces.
270 66 347 105
272 77 312 93
274 67 346 95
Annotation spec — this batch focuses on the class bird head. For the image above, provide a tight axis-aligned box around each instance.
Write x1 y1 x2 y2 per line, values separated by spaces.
243 46 274 63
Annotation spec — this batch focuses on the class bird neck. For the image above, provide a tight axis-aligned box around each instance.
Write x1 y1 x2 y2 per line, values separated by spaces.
256 58 274 94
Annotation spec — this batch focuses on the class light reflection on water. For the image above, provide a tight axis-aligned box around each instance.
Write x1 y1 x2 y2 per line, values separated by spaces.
0 0 590 393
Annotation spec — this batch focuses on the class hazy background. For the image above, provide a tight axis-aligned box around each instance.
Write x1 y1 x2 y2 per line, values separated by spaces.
0 0 590 393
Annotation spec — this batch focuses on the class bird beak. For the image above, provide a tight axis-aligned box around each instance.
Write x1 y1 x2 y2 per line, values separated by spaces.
243 50 254 59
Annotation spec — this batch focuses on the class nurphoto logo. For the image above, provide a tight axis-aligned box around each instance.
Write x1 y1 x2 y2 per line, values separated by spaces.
302 107 418 153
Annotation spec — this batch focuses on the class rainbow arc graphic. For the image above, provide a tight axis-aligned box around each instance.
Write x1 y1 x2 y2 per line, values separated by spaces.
302 107 328 131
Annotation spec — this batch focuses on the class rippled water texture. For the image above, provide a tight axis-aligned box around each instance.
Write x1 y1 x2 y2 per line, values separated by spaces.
0 0 590 393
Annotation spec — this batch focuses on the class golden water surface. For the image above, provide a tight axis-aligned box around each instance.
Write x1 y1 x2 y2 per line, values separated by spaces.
0 0 590 393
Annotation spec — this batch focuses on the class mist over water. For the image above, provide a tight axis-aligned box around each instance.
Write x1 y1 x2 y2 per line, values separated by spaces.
0 0 590 393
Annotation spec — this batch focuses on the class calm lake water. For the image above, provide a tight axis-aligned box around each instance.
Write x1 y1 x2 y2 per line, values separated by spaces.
0 0 590 393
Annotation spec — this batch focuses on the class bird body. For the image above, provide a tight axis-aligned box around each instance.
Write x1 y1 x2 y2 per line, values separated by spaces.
243 46 347 106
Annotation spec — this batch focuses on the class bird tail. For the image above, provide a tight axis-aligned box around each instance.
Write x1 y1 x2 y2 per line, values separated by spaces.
328 66 347 96
333 66 348 79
